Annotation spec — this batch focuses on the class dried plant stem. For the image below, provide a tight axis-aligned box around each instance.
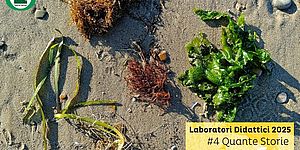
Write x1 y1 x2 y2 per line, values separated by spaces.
55 113 125 150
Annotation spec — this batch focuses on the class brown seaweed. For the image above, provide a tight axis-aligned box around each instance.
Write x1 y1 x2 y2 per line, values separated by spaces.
70 0 134 38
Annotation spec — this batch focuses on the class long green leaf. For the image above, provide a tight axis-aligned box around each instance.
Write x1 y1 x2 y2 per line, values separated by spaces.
24 39 58 114
34 38 61 150
72 100 118 109
30 38 59 150
61 46 82 114
48 44 59 65
35 96 48 150
54 40 64 111
24 77 47 113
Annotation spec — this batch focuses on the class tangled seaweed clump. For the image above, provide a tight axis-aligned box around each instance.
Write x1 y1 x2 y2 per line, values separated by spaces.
125 43 171 108
70 0 134 38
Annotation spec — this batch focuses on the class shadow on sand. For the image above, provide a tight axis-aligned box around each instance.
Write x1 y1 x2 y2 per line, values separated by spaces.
236 60 300 136
266 0 298 15
89 0 164 53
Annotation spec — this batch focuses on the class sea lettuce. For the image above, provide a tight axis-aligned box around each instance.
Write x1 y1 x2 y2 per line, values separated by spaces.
179 9 271 121
194 9 229 21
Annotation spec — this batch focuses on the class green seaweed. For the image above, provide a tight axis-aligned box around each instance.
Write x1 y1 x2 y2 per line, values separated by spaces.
72 100 118 108
178 9 271 122
194 9 229 21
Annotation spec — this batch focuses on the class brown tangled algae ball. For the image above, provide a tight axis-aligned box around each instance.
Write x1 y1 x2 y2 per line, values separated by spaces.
70 0 134 38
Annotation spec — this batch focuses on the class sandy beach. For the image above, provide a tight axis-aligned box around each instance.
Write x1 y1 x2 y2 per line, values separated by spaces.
0 0 299 149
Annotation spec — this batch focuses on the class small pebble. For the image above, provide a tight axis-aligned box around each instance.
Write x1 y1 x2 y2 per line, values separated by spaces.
35 8 47 19
276 92 288 104
127 108 132 113
146 105 153 109
153 48 160 54
19 143 26 150
59 91 68 102
132 143 139 148
0 41 4 47
273 0 292 10
235 3 246 12
190 102 200 110
170 145 178 150
158 50 168 61
131 97 137 102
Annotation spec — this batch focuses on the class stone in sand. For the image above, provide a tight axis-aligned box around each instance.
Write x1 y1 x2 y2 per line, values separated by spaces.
170 145 178 150
0 41 5 53
35 8 47 19
59 91 68 102
0 41 4 47
127 108 132 113
273 0 292 10
159 50 168 61
132 97 137 102
190 102 200 110
276 92 288 104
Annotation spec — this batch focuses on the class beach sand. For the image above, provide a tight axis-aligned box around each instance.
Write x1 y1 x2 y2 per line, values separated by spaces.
0 0 299 149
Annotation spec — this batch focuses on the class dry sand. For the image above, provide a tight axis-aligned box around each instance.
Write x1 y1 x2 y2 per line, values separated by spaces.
0 0 299 149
